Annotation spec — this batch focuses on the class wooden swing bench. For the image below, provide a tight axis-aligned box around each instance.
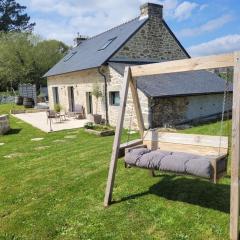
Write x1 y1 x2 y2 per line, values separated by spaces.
104 52 240 240
123 130 229 184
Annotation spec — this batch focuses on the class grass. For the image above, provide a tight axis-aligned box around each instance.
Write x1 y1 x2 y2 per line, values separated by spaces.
0 104 232 240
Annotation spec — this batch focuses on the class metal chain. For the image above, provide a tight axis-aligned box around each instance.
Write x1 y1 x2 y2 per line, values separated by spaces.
127 101 134 146
218 69 231 156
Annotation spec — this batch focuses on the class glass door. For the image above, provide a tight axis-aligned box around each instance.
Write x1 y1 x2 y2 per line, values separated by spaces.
86 92 93 114
68 86 75 112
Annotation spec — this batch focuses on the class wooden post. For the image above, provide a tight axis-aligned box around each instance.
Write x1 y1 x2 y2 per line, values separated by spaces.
129 78 145 137
104 67 132 207
230 51 240 240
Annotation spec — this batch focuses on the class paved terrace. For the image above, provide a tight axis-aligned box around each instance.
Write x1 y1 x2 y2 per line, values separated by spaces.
12 112 88 133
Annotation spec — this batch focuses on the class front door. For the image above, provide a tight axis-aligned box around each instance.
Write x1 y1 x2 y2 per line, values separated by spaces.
86 92 93 114
68 87 75 112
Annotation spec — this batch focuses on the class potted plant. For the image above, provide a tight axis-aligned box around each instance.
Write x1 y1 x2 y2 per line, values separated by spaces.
91 82 103 124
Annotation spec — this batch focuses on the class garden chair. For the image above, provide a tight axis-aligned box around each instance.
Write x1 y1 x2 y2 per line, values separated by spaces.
46 110 60 123
74 105 85 119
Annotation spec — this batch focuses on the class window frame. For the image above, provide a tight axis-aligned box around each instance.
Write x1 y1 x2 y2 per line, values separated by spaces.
109 91 120 106
63 51 77 62
98 37 117 51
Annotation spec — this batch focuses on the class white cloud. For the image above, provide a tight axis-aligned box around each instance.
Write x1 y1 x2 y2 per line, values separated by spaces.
17 0 211 44
159 0 206 21
32 18 75 44
179 14 234 37
18 0 146 44
188 34 240 56
199 4 208 11
159 0 178 15
174 1 198 21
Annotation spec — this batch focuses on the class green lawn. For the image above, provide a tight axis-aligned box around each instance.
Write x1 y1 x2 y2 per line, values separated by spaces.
0 104 232 240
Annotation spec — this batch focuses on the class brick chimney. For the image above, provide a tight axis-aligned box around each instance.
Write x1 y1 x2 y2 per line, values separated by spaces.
74 33 89 46
140 3 163 18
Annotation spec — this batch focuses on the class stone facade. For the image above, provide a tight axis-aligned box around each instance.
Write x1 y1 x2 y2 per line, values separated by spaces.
106 66 149 129
47 66 149 129
112 8 188 62
150 94 233 127
48 68 106 119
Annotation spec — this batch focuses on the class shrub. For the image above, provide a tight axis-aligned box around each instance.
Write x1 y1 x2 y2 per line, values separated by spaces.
84 122 94 129
54 104 61 113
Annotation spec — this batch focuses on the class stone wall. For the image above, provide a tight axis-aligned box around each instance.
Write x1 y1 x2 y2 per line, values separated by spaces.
150 94 233 127
47 66 150 129
112 16 188 62
106 66 149 129
48 68 106 119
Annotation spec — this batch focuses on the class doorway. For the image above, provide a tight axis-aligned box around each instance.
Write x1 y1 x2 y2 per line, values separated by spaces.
68 86 75 112
86 92 93 114
52 87 59 105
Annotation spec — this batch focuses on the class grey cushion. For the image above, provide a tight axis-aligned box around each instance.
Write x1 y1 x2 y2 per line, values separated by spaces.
125 148 212 179
138 150 171 169
159 152 198 173
186 157 211 178
125 148 150 165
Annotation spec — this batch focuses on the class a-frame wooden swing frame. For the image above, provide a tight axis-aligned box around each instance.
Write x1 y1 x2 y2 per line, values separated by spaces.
104 51 240 240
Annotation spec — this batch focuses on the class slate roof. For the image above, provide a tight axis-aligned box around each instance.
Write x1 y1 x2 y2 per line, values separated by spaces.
44 17 148 77
109 62 233 97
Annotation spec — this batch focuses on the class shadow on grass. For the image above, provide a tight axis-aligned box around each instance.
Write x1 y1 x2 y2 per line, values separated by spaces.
5 128 22 135
115 175 230 213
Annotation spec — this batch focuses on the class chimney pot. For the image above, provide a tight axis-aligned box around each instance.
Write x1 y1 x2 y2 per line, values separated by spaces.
140 3 163 18
74 34 89 46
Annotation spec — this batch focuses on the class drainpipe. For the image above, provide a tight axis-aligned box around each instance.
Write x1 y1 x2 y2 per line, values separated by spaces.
149 97 154 129
98 67 109 125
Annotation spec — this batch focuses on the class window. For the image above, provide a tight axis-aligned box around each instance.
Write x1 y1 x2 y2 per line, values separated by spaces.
98 37 117 51
109 91 120 106
63 51 77 62
52 87 59 104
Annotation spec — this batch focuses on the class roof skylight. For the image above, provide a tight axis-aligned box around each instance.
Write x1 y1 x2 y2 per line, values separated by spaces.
64 51 77 62
98 37 117 51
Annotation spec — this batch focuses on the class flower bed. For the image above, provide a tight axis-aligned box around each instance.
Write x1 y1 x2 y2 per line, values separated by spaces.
84 123 115 136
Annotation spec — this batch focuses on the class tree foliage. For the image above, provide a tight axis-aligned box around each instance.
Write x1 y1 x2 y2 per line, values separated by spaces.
0 0 35 32
0 32 69 91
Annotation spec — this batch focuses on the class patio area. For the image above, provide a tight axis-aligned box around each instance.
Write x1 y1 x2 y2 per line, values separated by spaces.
12 111 89 132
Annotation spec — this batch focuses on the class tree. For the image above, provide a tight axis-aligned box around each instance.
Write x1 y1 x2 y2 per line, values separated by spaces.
92 82 102 114
0 0 35 32
0 32 69 91
29 39 69 89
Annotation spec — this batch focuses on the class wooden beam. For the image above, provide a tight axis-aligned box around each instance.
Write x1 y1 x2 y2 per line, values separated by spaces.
129 78 145 137
118 139 143 158
131 53 234 77
230 52 240 240
143 131 228 148
104 67 132 207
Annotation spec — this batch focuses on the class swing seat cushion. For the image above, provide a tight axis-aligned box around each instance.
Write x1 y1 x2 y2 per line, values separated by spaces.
125 148 212 178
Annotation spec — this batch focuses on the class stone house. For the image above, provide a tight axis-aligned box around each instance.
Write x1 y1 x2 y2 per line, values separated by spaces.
44 3 232 129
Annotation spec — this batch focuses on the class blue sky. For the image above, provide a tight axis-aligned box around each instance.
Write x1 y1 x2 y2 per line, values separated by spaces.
18 0 240 56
